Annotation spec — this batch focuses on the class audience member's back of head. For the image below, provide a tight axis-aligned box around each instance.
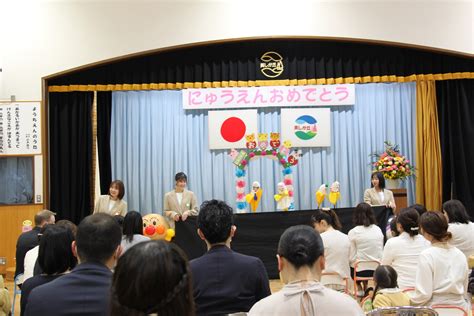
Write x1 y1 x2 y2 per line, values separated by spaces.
122 211 144 242
111 240 195 316
442 199 471 224
353 202 377 227
410 204 427 217
38 225 77 275
34 209 56 226
56 219 78 237
419 211 452 242
76 213 122 264
397 208 420 237
278 225 324 269
197 199 234 244
310 209 342 231
372 265 398 300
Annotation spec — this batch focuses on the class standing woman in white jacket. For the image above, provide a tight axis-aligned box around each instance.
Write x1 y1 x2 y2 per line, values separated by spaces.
411 211 470 312
442 199 474 259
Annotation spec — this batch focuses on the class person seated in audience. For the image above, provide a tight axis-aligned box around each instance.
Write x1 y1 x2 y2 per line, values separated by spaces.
190 199 270 316
120 211 150 254
20 225 77 316
94 179 128 216
15 209 56 286
411 211 471 312
25 213 122 316
248 225 364 316
442 199 474 258
363 172 396 214
111 240 195 316
23 224 50 284
388 215 400 238
113 215 125 228
410 203 427 217
382 208 430 289
311 209 351 287
0 275 11 316
348 202 384 295
371 265 410 309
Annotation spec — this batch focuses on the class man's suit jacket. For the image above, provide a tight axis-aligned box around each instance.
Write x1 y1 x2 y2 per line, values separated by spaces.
24 262 112 316
163 189 198 225
15 227 40 279
190 245 271 316
363 188 395 207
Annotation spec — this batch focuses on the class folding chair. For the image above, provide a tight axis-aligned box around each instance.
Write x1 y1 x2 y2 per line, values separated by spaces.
321 271 349 294
431 305 468 316
11 273 23 316
353 260 380 297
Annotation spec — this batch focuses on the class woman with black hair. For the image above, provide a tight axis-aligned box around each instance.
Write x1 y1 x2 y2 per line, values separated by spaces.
371 265 410 309
364 172 396 213
311 209 351 282
381 208 430 289
20 225 77 315
248 225 363 316
120 211 150 254
411 211 470 312
164 172 199 228
111 240 195 316
442 199 474 258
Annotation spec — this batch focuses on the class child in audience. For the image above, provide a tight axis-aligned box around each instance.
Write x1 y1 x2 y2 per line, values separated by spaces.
371 265 410 309
111 240 195 316
120 211 150 254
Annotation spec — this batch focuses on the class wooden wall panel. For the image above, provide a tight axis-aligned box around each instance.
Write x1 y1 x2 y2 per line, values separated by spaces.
0 204 44 273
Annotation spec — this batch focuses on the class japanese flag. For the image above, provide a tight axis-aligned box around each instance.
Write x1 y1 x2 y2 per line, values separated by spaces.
208 110 258 149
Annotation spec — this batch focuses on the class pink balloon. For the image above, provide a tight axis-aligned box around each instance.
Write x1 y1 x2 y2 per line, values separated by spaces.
288 191 294 197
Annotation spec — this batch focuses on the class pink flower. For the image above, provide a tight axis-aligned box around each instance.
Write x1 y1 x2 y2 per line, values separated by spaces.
237 193 245 199
272 151 277 156
284 179 292 185
280 159 286 164
261 151 266 156
288 191 294 197
249 152 255 158
237 180 245 188
241 160 247 166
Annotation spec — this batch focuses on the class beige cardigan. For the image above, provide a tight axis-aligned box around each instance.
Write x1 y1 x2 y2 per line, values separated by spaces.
364 188 396 208
94 195 128 216
0 276 11 316
163 189 198 221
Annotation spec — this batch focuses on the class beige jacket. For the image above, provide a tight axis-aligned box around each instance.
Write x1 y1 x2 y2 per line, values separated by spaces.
0 276 11 316
163 189 198 222
94 195 128 216
364 188 395 208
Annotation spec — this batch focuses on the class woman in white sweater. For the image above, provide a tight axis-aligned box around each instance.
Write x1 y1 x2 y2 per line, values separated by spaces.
442 199 474 259
411 211 470 312
311 209 350 282
382 208 430 289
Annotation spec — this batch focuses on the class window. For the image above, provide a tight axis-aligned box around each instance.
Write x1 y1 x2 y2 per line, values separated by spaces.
0 156 34 204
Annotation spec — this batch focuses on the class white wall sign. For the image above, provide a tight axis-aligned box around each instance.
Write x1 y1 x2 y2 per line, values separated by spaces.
184 84 355 110
281 108 331 147
0 102 41 155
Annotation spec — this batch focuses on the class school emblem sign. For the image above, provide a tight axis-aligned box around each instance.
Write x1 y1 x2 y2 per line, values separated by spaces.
260 51 284 78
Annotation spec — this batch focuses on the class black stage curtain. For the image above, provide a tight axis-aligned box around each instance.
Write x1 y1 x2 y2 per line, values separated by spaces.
49 92 93 224
173 207 390 279
48 40 473 86
97 91 113 194
437 79 474 219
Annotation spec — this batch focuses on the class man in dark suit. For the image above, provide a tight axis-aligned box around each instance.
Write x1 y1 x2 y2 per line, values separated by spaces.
24 213 122 316
190 200 271 316
15 210 56 281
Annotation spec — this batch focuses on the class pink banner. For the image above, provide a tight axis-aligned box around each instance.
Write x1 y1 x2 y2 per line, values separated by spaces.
183 84 354 110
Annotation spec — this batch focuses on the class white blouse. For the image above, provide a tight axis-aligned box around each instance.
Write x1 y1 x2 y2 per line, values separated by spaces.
411 243 470 311
321 228 351 278
348 225 384 267
448 222 474 258
381 232 430 289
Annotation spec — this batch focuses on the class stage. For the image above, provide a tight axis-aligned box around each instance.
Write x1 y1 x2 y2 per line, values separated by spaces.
173 206 391 279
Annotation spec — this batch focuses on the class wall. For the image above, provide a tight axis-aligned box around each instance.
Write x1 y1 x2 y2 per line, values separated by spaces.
0 204 44 272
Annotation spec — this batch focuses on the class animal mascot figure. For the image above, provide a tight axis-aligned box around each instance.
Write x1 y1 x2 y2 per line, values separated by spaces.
142 214 175 241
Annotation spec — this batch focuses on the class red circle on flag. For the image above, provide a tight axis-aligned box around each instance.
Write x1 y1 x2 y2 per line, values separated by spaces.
220 117 246 142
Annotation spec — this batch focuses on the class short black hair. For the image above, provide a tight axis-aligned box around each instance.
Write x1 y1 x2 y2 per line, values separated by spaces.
175 172 187 182
371 172 385 189
76 213 122 264
38 225 77 275
111 241 194 316
123 211 144 242
353 202 377 227
443 200 470 224
278 225 324 269
197 200 234 244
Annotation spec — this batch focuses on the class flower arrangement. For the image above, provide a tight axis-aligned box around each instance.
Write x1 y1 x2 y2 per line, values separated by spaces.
372 142 414 180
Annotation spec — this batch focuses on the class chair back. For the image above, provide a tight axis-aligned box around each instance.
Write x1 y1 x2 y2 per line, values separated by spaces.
321 272 349 294
431 305 468 316
367 306 439 316
11 273 23 316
